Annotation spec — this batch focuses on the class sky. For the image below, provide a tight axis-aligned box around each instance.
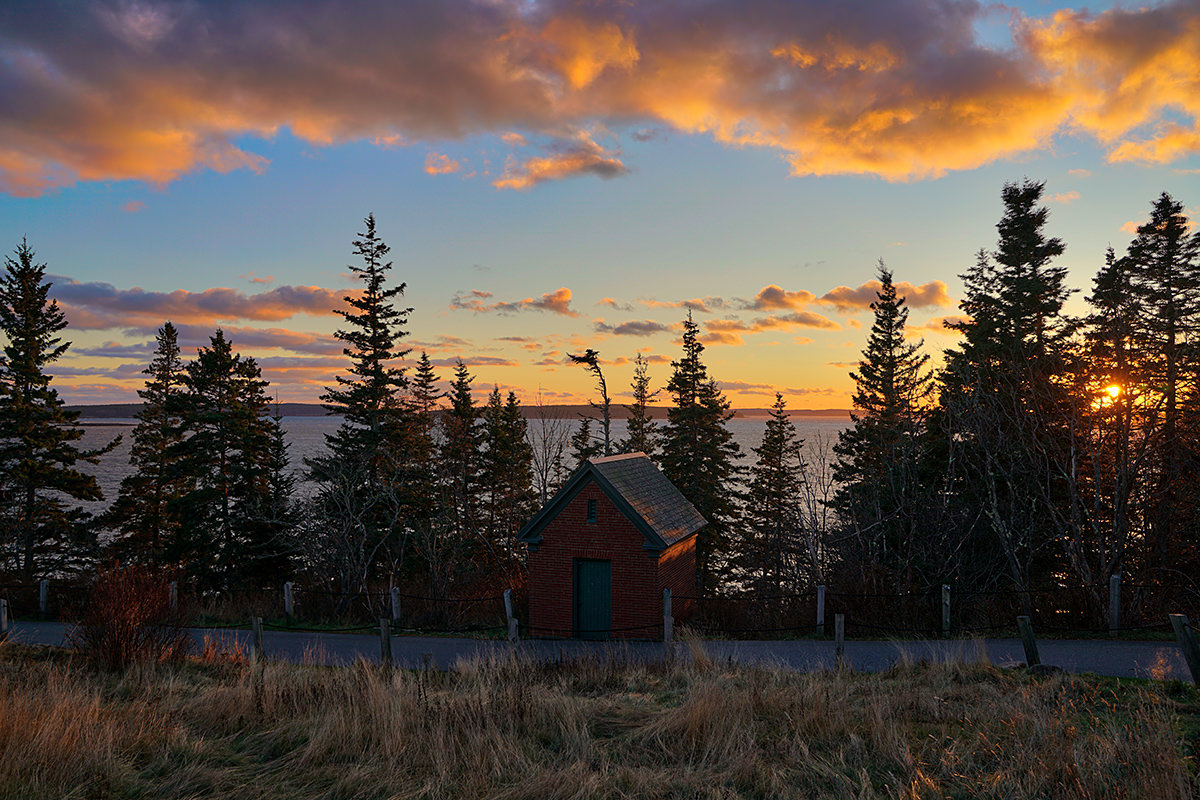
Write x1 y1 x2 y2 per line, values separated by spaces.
1 0 1198 409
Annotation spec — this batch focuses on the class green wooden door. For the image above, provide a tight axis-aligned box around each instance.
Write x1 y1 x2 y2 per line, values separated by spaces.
574 559 612 640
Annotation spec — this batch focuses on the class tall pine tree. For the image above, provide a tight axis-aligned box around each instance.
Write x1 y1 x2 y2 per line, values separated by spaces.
833 263 933 590
104 321 188 565
620 352 659 457
0 240 116 578
660 312 741 593
740 393 806 594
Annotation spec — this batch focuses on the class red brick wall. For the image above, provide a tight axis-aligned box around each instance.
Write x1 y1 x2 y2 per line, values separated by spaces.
659 535 698 621
527 480 664 640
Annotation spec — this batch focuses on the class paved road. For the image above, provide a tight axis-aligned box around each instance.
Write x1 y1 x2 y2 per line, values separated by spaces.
5 621 1190 680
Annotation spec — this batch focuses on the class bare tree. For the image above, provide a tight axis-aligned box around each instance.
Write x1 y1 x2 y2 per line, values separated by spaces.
526 388 571 505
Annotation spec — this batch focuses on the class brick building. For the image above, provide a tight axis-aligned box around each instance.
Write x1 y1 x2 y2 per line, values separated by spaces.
518 453 705 640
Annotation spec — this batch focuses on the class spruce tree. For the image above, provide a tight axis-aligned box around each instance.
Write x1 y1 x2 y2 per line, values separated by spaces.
0 239 117 578
620 353 659 457
741 393 805 594
105 321 188 565
833 263 932 588
660 312 741 592
569 416 601 467
171 330 291 588
479 388 535 577
440 361 480 556
937 180 1073 601
1122 193 1200 572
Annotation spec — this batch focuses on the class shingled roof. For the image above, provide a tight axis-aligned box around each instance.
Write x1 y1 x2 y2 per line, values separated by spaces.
518 452 706 551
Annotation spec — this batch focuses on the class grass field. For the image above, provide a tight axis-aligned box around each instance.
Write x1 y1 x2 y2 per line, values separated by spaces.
0 637 1197 799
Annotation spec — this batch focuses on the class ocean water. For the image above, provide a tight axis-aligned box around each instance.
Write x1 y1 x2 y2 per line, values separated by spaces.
73 415 851 514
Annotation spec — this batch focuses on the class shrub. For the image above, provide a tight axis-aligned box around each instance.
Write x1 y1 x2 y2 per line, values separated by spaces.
69 562 192 670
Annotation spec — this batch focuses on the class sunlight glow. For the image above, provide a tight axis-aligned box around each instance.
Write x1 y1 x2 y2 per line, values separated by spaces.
1105 384 1121 398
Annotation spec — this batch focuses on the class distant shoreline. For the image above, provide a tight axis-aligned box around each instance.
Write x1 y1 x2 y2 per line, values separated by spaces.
69 402 851 420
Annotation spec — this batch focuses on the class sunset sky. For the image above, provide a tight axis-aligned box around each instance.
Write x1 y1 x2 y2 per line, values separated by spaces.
1 0 1197 408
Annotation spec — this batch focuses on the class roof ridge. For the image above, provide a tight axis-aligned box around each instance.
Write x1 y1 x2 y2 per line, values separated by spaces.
589 452 646 464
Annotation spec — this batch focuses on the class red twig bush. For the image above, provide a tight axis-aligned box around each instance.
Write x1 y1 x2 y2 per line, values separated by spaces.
69 562 192 670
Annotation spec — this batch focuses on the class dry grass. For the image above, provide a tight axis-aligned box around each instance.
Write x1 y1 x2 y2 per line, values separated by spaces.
0 637 1196 800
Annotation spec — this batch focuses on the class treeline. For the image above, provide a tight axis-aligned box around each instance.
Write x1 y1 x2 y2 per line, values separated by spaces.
1 184 1198 621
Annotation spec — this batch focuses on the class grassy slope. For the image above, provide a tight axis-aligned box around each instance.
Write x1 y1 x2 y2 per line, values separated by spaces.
0 640 1197 800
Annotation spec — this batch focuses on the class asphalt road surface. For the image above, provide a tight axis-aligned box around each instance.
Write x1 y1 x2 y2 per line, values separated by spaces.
4 621 1190 680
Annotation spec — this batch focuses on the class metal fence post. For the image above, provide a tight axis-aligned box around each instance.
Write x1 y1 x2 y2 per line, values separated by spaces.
39 579 49 616
1017 616 1040 667
504 588 518 643
283 582 294 623
1169 614 1200 686
942 584 951 638
1109 573 1121 637
391 587 402 626
816 584 826 637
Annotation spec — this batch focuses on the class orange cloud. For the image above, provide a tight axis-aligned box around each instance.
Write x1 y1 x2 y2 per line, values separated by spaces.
744 285 818 311
819 279 951 312
424 152 461 175
4 1 1200 194
450 286 580 317
493 132 626 190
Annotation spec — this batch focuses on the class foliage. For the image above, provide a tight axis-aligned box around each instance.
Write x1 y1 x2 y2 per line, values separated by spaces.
0 240 116 578
660 312 742 592
833 262 935 590
104 321 188 565
620 351 660 457
67 561 192 670
170 330 294 588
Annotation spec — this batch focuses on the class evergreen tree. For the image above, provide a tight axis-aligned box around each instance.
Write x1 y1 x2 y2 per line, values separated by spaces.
620 353 659 457
171 330 291 588
104 321 188 565
660 312 741 592
308 213 414 590
937 180 1073 601
478 388 535 576
319 213 412 454
440 360 481 556
0 240 117 578
740 393 806 594
833 263 933 588
569 416 601 467
1124 193 1200 571
568 349 612 456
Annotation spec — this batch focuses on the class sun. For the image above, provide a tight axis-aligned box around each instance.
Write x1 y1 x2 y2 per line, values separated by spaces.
1105 384 1121 398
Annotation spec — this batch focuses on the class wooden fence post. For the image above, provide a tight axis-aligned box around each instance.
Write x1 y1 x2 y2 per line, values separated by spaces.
1169 614 1200 686
251 616 265 664
1 598 8 639
283 582 294 623
1017 616 1040 667
816 585 826 637
379 618 393 668
1109 574 1121 637
942 584 951 638
504 588 518 643
169 581 178 614
391 587 402 627
39 579 49 616
663 588 673 645
834 613 845 669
